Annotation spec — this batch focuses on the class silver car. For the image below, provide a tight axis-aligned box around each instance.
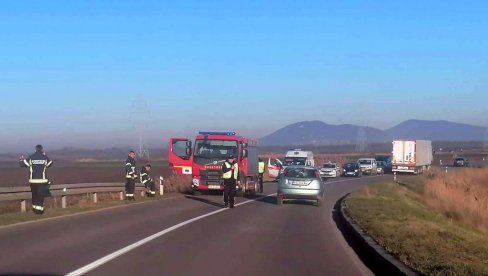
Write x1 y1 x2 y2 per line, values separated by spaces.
277 166 325 207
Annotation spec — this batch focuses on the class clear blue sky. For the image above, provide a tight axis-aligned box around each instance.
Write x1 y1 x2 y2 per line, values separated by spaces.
1 1 487 152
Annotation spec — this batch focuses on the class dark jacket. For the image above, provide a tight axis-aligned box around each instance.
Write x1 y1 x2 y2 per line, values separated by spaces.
140 166 152 185
125 157 137 179
19 150 53 184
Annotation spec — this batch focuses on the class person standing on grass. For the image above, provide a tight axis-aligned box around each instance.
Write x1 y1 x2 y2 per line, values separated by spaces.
140 164 156 197
125 151 137 201
222 155 240 209
19 144 53 215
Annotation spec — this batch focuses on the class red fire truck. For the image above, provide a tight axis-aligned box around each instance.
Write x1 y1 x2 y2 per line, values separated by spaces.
169 131 260 196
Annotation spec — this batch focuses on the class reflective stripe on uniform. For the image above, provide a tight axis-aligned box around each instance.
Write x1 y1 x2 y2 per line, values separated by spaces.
259 162 265 173
29 179 49 184
23 159 30 167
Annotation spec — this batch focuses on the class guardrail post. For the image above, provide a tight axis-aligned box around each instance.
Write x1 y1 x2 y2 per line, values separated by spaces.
20 200 26 213
159 176 164 196
62 195 67 208
439 159 442 165
445 166 448 174
393 172 397 182
93 192 98 203
119 191 124 200
141 190 145 197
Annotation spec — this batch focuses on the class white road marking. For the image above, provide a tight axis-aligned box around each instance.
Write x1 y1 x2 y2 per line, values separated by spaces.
67 175 388 275
66 193 277 276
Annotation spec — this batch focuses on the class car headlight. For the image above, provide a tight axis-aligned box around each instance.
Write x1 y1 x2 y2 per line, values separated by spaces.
355 169 358 172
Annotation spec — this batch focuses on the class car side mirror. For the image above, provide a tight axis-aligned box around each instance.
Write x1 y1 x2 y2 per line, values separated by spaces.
186 147 192 156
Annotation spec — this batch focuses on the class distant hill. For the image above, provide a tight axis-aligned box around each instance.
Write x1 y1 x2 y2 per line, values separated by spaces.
260 120 488 146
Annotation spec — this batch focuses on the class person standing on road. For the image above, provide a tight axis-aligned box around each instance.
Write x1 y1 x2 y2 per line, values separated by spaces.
222 155 240 208
258 158 266 193
140 164 156 197
125 151 137 201
19 145 53 215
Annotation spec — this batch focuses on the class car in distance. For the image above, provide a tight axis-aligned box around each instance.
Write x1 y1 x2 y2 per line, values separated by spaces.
453 157 469 167
320 162 341 178
375 155 392 173
277 166 325 207
358 158 378 175
376 161 387 174
343 162 362 177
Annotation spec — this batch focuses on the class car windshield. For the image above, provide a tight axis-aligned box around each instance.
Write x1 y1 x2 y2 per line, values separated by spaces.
377 161 386 166
322 164 336 169
359 160 372 165
283 167 317 178
345 163 358 168
193 139 238 165
284 157 307 166
455 158 465 161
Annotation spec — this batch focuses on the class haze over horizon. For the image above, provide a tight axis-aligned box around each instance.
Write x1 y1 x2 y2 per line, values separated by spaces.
1 1 487 152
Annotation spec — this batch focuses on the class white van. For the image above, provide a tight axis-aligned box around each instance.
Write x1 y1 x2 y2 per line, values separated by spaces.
357 158 378 175
284 149 315 167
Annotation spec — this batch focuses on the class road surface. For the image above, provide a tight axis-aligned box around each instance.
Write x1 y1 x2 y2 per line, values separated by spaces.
0 175 391 276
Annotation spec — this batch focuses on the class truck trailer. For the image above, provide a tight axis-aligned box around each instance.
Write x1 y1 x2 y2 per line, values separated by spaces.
392 140 433 174
168 131 260 196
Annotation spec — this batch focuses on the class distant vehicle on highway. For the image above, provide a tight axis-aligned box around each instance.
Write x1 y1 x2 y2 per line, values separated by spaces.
284 149 315 167
392 140 433 174
376 161 387 174
267 158 283 179
343 162 362 177
277 166 325 207
357 158 378 175
320 162 341 178
453 157 469 167
375 155 392 173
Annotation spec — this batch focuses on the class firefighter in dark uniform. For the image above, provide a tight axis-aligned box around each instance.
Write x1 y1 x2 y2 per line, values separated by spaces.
19 145 53 215
258 158 266 193
222 155 240 208
140 164 156 197
125 151 137 201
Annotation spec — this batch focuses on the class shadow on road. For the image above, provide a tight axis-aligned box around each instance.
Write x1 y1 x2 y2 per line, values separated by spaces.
184 195 225 208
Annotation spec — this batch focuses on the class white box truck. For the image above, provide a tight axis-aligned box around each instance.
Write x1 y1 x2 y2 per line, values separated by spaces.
392 140 433 174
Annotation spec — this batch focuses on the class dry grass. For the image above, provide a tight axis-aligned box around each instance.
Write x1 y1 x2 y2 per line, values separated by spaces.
164 172 192 193
421 168 488 234
347 181 488 275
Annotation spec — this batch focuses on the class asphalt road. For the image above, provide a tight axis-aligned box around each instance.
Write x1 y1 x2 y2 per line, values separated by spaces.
0 174 391 276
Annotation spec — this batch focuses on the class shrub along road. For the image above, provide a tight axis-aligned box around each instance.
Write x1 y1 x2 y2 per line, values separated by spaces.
0 175 391 276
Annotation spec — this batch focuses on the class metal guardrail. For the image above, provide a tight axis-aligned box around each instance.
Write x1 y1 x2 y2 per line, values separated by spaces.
0 181 164 213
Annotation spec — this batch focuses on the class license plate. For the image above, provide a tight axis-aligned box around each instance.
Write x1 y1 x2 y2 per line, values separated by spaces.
291 181 308 186
208 185 221 190
398 166 409 170
347 172 354 175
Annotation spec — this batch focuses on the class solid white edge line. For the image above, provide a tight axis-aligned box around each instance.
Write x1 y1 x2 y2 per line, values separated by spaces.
66 193 277 276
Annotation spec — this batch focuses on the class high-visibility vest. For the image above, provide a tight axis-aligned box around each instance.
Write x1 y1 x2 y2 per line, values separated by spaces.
258 162 265 174
223 162 239 180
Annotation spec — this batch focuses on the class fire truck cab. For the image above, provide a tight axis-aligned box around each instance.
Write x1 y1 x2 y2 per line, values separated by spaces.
169 131 260 196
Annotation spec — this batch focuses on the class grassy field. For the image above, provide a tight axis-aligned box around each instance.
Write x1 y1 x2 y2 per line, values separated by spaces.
0 192 183 227
0 160 172 187
346 174 488 275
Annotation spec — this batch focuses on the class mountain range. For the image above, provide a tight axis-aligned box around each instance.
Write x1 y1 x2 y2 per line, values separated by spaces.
259 119 488 146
